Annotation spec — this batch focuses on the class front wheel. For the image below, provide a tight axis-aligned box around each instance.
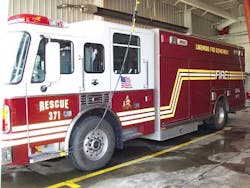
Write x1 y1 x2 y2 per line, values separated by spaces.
69 116 115 171
210 101 227 130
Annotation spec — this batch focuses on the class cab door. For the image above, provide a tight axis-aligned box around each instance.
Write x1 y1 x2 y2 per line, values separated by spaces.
82 42 110 93
25 36 80 163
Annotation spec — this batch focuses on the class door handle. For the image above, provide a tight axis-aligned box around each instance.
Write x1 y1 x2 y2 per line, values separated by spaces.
91 79 99 86
143 59 149 88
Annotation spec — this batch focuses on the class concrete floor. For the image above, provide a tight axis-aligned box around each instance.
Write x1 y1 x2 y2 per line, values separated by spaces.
2 107 250 188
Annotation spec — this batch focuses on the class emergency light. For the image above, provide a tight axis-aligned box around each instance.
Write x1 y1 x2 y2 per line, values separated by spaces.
2 104 10 133
8 14 64 27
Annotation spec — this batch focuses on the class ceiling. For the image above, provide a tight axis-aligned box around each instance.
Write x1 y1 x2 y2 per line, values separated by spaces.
201 0 242 11
162 0 244 29
163 0 243 16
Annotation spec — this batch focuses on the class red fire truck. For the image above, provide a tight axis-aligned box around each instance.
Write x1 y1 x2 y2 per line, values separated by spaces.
0 14 245 171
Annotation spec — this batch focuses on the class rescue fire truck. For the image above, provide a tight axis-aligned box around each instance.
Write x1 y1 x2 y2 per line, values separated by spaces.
0 14 245 171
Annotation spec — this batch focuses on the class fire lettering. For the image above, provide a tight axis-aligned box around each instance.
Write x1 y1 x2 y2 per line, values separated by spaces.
39 99 69 112
215 70 229 80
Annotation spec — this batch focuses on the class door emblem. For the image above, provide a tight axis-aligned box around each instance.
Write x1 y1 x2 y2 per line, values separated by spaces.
122 95 132 110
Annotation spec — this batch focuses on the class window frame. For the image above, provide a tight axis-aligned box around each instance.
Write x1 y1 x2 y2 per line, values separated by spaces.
52 39 74 75
113 33 141 75
84 43 105 73
31 38 74 83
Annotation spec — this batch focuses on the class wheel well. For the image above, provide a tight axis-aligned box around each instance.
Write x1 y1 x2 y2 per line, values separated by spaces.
70 108 123 150
214 96 229 114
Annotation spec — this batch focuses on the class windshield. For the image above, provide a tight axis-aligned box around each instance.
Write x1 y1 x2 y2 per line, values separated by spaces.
0 31 30 84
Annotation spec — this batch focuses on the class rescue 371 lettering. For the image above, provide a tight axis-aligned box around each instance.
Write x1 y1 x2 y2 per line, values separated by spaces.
0 14 245 171
39 99 69 112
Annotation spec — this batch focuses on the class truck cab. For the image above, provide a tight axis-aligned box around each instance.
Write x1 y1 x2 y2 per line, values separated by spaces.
0 14 155 170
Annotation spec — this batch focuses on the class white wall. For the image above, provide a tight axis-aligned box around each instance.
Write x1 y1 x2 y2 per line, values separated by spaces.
221 19 250 92
222 20 249 71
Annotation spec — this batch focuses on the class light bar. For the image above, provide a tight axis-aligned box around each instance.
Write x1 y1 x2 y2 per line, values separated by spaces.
8 14 50 25
8 14 65 27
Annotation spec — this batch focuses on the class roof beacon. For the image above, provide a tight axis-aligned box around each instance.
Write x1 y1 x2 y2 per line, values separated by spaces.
8 14 64 27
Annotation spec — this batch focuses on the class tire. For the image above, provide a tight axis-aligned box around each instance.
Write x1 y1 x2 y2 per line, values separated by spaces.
210 100 227 130
69 116 115 171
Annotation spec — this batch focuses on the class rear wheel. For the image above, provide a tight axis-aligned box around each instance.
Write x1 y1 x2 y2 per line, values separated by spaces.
69 116 115 171
210 100 227 130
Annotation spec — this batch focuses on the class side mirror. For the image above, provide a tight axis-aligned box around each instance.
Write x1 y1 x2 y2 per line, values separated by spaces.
45 42 60 82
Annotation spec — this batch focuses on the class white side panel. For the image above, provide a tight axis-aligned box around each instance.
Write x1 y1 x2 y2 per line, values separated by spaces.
69 21 112 93
82 31 111 93
110 27 155 91
141 29 161 141
154 29 161 132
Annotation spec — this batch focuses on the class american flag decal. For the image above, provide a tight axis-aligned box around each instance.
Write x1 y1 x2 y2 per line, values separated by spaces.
121 76 132 88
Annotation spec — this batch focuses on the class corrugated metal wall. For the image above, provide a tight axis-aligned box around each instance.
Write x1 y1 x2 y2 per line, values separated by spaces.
104 0 217 36
8 0 217 37
192 14 217 37
8 0 184 27
104 0 184 27
8 0 103 22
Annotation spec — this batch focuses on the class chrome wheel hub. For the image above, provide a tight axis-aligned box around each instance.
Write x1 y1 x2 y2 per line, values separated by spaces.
83 129 108 161
218 107 225 125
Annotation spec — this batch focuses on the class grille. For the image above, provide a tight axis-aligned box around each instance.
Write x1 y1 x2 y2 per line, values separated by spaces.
81 93 110 106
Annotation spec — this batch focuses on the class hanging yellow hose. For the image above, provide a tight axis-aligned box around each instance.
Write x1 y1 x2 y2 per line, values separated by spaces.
131 0 140 33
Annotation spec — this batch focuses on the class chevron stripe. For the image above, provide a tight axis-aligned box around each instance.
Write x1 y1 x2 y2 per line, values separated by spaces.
117 69 245 126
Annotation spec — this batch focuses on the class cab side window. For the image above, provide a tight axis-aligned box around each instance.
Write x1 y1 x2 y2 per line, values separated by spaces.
31 39 73 83
113 33 141 74
53 39 74 74
84 43 105 73
31 39 46 83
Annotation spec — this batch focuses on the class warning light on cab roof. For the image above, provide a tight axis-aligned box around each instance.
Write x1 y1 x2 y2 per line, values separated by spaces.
8 14 64 27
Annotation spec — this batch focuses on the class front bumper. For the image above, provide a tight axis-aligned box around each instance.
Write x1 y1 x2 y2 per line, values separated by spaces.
2 147 12 165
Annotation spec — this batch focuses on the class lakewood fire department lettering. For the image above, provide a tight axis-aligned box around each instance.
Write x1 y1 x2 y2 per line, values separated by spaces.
39 99 69 112
195 44 229 55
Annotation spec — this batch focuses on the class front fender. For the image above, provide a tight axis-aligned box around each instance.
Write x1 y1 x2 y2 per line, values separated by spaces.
64 105 123 153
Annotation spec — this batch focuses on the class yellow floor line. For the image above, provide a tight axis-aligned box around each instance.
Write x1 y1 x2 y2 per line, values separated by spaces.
46 129 224 188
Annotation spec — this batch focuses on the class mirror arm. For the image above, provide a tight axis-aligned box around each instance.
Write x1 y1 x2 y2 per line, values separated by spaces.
40 82 52 92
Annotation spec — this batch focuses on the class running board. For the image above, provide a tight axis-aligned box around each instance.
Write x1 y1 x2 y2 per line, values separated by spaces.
29 151 66 163
160 122 198 141
122 128 143 141
142 122 199 141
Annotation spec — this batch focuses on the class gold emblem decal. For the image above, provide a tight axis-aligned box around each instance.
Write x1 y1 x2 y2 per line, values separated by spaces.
122 95 132 110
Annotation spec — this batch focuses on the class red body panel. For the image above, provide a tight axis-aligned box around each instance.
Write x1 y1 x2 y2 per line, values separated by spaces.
160 57 189 123
4 94 80 165
27 95 79 124
189 60 211 117
112 90 154 112
159 30 245 126
112 90 155 134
